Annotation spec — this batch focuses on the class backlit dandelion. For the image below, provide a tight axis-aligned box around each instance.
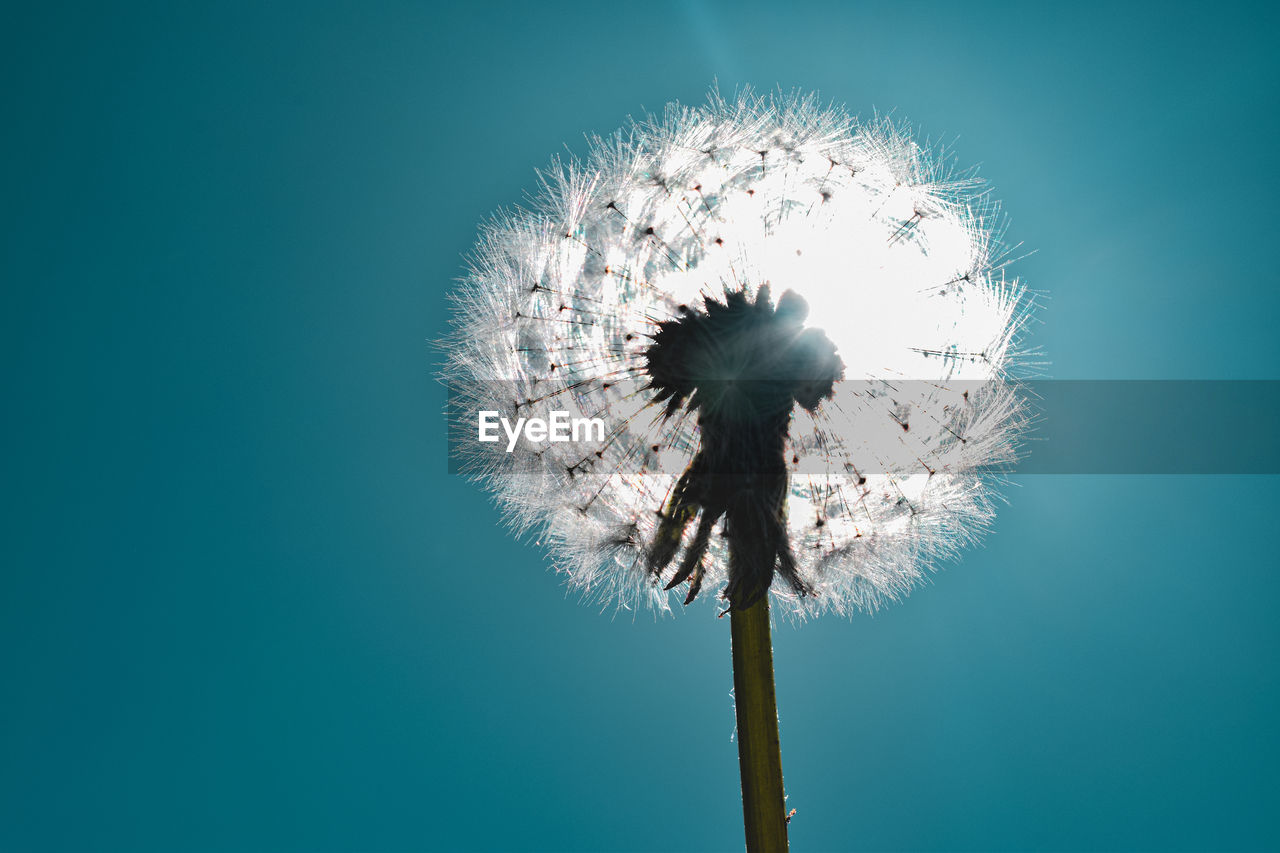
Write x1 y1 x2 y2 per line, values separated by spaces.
445 88 1033 850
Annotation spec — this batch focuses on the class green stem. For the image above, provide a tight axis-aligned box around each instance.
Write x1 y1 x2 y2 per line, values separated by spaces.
731 596 789 852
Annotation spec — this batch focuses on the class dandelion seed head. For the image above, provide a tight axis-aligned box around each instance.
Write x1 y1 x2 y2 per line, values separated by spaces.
447 88 1034 618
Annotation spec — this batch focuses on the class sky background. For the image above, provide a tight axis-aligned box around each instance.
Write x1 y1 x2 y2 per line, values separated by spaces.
3 1 1279 851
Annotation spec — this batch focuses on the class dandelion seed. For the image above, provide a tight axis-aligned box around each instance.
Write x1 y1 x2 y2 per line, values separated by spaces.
447 88 1032 618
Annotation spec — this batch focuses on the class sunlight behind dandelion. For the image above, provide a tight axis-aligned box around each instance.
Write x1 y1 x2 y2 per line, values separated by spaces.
447 88 1033 617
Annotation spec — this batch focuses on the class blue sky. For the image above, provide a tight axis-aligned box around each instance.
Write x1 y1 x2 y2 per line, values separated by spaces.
3 1 1278 850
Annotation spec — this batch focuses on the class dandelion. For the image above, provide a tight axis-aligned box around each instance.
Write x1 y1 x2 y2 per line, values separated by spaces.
446 88 1032 850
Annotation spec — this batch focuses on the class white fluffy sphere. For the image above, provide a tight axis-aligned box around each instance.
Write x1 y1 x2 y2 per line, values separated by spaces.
447 89 1033 617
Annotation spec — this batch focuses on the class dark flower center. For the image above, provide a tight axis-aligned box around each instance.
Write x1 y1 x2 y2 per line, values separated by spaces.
642 285 844 608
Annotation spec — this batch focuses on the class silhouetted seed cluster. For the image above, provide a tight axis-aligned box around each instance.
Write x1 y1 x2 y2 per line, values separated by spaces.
643 285 844 609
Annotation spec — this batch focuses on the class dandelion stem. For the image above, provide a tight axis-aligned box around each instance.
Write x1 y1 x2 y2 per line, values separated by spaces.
731 596 789 852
